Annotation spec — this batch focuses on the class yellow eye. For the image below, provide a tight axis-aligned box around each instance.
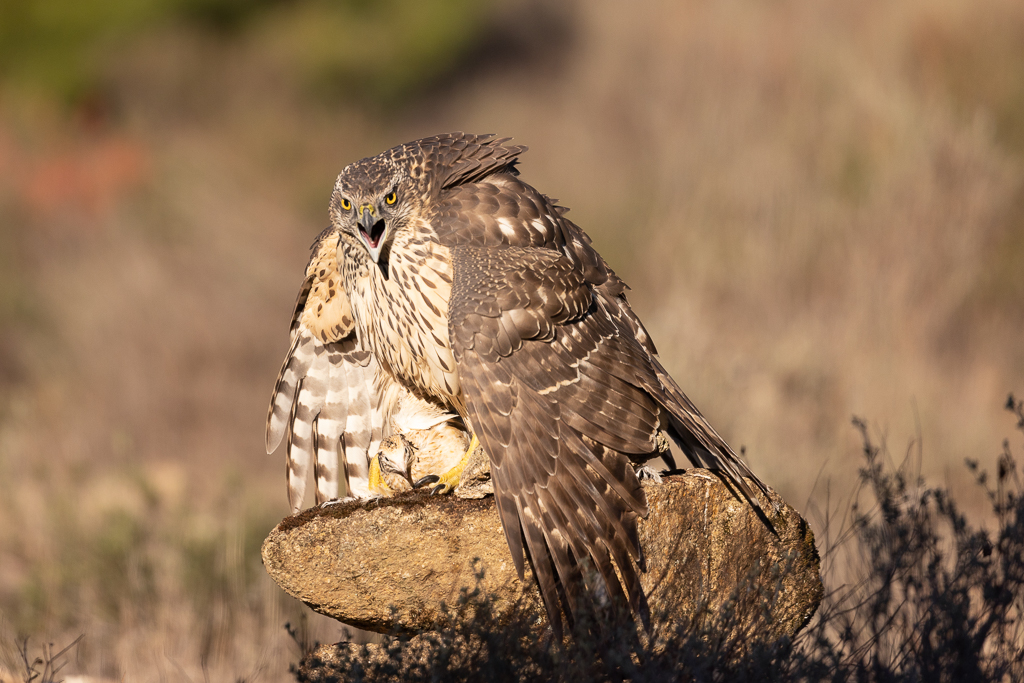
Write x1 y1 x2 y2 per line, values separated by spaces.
385 191 397 205
341 198 352 211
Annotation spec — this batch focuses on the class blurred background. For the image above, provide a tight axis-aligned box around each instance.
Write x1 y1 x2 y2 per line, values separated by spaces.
0 0 1022 679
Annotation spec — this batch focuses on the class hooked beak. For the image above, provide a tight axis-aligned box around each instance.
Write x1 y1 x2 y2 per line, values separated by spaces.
358 205 387 263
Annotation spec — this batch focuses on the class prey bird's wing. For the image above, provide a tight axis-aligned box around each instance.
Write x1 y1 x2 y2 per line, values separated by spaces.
266 228 381 513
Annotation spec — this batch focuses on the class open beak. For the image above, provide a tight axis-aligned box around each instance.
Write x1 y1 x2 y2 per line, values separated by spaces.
358 205 387 263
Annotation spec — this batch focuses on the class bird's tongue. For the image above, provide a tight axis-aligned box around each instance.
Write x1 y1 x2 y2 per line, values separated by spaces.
362 220 385 248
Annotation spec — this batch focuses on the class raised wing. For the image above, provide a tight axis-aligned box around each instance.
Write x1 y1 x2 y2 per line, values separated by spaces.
441 173 768 635
266 228 382 512
449 244 654 635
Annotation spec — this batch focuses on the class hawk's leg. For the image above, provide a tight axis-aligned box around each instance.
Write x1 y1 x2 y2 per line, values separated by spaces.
428 433 479 495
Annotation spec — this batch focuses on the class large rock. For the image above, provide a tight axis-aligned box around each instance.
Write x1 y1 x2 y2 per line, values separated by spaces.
262 470 822 639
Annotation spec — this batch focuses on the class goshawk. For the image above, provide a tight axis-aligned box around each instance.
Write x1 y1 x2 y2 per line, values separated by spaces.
267 133 768 634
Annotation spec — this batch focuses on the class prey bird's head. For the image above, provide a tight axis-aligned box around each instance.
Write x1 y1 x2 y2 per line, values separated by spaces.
331 155 414 268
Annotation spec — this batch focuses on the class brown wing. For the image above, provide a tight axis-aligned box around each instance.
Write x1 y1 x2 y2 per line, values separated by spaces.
440 168 767 635
449 244 654 635
266 228 382 512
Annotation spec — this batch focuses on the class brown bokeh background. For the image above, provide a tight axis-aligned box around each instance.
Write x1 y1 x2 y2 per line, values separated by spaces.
1 0 1023 679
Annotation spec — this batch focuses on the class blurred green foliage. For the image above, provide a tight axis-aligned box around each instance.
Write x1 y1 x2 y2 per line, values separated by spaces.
0 0 490 106
0 0 173 100
258 0 489 106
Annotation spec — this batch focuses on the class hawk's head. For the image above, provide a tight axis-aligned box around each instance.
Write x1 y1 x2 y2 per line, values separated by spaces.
331 133 525 272
331 154 415 268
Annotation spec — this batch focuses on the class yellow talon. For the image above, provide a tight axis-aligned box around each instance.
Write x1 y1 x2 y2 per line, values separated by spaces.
431 433 478 495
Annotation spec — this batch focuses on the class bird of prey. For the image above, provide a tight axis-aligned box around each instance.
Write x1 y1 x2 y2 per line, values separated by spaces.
270 132 768 635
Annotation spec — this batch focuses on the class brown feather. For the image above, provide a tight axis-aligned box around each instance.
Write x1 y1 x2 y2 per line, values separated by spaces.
325 133 768 638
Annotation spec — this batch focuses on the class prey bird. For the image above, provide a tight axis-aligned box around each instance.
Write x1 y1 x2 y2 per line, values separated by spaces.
266 133 768 635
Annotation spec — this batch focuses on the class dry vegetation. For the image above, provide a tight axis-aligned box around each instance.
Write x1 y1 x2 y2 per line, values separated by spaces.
1 0 1023 680
295 400 1024 682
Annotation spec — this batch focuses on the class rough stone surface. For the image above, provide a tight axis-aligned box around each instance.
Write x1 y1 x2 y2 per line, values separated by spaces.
262 469 822 639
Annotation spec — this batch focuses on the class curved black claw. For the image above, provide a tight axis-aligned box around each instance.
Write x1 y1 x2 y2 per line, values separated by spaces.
431 483 449 496
414 474 441 489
